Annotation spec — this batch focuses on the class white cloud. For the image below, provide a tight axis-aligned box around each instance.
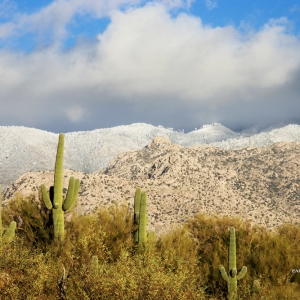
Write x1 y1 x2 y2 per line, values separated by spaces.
93 4 300 101
290 4 300 13
0 0 16 18
158 0 194 9
205 0 217 11
65 105 86 122
0 22 14 38
0 2 300 131
1 3 299 99
0 0 195 41
0 0 143 40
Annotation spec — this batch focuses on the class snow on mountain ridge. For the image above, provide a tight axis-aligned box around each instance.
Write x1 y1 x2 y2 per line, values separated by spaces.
1 122 300 192
210 124 300 149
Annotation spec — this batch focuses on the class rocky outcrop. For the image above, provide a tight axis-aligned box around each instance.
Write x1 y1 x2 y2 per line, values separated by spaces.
3 137 300 234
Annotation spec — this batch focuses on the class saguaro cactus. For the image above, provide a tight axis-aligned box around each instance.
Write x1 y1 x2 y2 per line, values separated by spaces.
134 188 147 251
41 133 80 241
219 227 247 300
0 186 16 253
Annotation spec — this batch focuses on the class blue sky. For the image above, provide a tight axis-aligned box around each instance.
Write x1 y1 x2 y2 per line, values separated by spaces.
1 0 300 133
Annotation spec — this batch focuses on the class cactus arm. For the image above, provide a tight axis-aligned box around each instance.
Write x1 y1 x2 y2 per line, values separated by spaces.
138 191 147 251
63 176 74 210
219 265 229 281
63 177 74 211
135 212 140 223
41 184 53 210
73 178 80 199
0 186 16 249
237 266 247 280
134 188 141 244
63 178 79 211
3 221 16 244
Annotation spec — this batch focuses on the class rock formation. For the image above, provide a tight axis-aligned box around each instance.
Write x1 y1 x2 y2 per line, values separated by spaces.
3 137 300 234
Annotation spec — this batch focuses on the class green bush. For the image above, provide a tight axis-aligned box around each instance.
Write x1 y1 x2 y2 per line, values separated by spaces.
1 193 300 299
185 213 300 298
1 193 52 249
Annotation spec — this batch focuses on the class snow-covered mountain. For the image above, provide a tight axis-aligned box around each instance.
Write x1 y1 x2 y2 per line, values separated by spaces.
1 122 300 192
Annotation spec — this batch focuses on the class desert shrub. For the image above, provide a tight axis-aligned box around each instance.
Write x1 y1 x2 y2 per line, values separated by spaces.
0 241 60 299
94 202 135 260
184 214 251 294
184 213 300 298
67 249 206 300
62 213 110 264
259 282 300 299
156 226 199 273
2 193 300 299
1 193 52 249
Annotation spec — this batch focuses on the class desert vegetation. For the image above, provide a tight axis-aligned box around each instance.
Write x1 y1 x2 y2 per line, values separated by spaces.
1 192 300 299
1 134 300 299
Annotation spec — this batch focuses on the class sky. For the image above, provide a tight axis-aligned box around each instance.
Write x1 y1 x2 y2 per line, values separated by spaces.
0 0 300 134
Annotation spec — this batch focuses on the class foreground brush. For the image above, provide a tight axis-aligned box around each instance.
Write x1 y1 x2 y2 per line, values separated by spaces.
0 186 16 254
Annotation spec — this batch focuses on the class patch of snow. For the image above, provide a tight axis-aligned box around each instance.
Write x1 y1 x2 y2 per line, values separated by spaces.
1 122 300 192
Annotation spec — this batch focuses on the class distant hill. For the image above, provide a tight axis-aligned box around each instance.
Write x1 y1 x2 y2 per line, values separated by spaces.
1 122 300 192
3 136 300 234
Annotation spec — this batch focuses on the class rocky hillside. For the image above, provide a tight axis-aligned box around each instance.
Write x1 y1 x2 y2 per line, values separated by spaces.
3 136 300 234
2 123 300 192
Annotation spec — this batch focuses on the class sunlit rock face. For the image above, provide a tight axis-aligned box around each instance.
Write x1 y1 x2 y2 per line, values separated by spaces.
4 134 300 235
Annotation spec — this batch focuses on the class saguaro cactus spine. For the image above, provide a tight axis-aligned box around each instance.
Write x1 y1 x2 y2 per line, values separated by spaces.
134 188 147 251
41 133 80 241
219 227 247 300
0 186 16 253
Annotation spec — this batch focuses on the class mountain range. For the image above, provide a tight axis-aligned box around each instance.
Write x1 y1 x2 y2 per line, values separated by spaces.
3 136 300 235
1 123 300 234
1 122 300 192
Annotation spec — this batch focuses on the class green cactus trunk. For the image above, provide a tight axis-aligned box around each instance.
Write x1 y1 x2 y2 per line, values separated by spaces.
53 133 64 240
139 191 147 251
133 188 147 252
134 188 141 244
41 134 80 242
219 227 247 300
0 186 16 254
228 226 238 297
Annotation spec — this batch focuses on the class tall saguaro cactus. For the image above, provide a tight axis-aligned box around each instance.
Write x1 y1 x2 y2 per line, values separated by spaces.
219 227 247 300
134 188 147 251
0 186 16 253
41 134 80 241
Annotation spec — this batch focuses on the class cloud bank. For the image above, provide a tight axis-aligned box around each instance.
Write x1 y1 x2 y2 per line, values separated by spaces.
0 1 300 133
